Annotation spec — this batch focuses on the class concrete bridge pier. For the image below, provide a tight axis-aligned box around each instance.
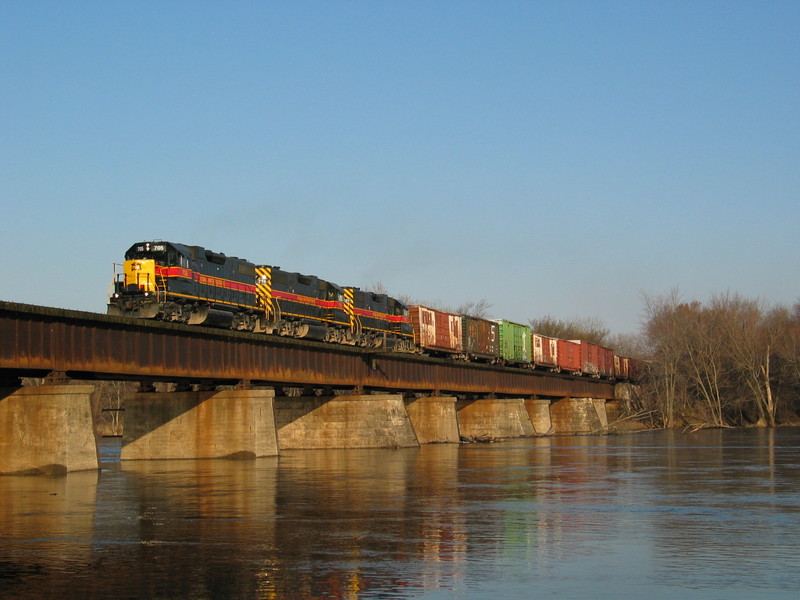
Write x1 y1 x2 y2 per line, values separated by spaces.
274 393 419 450
525 398 554 436
455 397 536 441
549 396 609 435
121 388 278 460
0 384 99 474
404 395 460 443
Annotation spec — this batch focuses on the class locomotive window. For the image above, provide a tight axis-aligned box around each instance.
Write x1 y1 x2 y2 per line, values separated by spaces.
165 249 180 265
238 263 256 277
297 275 313 286
272 272 288 285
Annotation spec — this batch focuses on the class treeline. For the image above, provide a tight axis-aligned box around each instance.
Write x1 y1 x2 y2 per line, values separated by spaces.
634 291 800 428
531 292 800 429
359 283 800 429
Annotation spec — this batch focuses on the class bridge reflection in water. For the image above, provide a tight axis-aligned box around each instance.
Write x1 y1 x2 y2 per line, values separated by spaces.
2 430 799 599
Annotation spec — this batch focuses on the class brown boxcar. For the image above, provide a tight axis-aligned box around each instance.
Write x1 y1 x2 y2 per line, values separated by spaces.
408 305 462 355
532 333 558 369
462 315 499 362
614 355 629 379
615 355 643 381
556 339 581 374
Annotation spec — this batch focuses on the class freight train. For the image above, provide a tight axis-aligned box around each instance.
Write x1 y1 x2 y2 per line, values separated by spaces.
108 241 637 380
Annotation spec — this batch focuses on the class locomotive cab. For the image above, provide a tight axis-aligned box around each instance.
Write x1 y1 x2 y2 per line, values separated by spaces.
108 241 185 319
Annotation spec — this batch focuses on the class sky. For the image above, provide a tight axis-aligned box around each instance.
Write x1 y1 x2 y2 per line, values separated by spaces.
2 1 798 335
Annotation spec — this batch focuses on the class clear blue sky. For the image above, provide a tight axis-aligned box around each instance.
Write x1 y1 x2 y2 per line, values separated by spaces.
2 1 798 334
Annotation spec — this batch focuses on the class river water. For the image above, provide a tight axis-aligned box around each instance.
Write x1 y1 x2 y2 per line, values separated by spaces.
1 428 799 599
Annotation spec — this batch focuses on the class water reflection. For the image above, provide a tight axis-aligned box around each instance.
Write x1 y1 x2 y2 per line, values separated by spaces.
1 429 800 599
0 470 99 585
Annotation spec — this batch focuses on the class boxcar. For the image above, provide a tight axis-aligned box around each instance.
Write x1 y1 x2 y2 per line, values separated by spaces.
532 333 558 370
615 356 641 381
462 315 499 362
556 339 582 374
408 305 462 354
573 341 614 377
493 319 531 366
601 346 615 378
574 341 599 377
614 355 629 379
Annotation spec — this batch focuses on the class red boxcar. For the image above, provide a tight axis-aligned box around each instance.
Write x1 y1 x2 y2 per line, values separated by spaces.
556 339 581 374
601 346 615 378
573 341 614 378
532 333 558 369
462 315 499 362
408 305 462 354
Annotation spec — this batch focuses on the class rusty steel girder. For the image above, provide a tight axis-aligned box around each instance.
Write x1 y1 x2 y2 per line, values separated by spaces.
0 301 616 398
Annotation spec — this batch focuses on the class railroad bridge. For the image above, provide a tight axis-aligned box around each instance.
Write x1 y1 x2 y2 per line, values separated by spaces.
0 301 628 474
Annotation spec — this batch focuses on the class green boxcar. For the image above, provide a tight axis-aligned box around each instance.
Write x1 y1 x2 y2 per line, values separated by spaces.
493 319 531 365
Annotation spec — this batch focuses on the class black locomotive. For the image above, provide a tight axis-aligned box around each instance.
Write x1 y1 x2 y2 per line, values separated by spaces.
108 241 415 352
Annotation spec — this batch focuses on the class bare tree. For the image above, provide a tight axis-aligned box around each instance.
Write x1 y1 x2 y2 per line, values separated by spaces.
711 293 777 426
679 301 729 427
363 281 389 295
91 381 136 436
402 295 493 318
773 301 800 386
642 289 689 427
605 332 648 358
640 289 800 428
455 299 492 319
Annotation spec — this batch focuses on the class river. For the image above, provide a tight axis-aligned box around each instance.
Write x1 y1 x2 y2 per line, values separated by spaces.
1 428 799 599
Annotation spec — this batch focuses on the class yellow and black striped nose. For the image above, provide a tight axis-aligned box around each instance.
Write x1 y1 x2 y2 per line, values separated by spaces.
255 266 273 313
342 287 361 334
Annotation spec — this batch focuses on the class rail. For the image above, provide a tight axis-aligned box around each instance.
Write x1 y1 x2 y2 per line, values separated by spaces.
0 301 616 399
